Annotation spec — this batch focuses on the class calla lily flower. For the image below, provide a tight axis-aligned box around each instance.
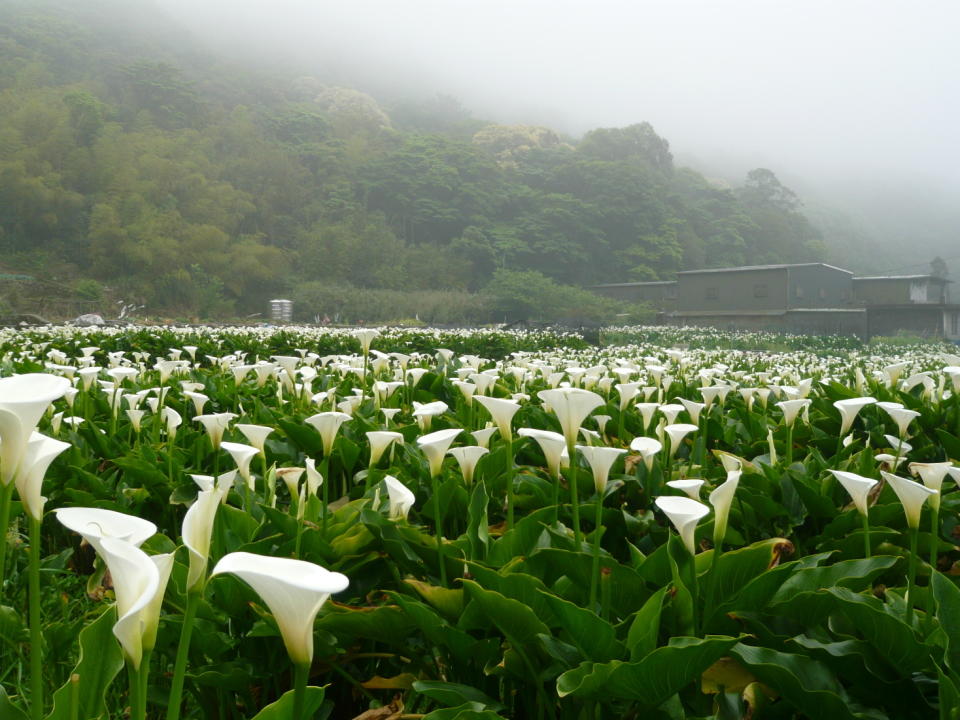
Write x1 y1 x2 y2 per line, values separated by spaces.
471 427 499 449
664 423 699 458
678 398 705 425
236 423 274 455
473 395 521 441
447 446 489 485
221 442 259 490
829 470 877 517
304 457 323 496
518 428 566 478
305 412 351 456
96 537 171 670
56 507 157 551
655 495 710 554
15 432 70 521
0 373 71 485
615 382 642 411
355 329 380 355
909 462 954 511
384 475 415 520
194 413 238 450
659 403 685 425
210 552 348 666
630 436 662 471
183 391 209 417
880 470 937 528
537 387 604 446
635 403 659 432
417 428 462 478
577 445 626 494
366 431 404 467
776 399 811 427
667 478 705 500
412 401 448 432
834 397 877 436
190 470 237 498
709 470 741 544
276 467 304 503
877 402 921 438
183 488 225 592
161 407 182 440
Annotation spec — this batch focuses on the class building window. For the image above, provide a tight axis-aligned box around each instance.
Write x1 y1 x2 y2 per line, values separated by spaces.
840 290 849 301
753 284 768 298
795 286 805 299
705 287 718 300
818 288 827 300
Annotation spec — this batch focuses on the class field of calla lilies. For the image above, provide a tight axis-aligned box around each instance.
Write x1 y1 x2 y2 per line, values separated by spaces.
2 323 960 720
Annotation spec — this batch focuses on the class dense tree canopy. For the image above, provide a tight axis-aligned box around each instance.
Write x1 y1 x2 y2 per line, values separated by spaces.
0 0 834 318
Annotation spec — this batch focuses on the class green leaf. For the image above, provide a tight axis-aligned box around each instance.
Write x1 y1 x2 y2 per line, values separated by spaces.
466 481 490 561
556 635 740 703
315 604 413 647
412 681 505 712
487 508 554 567
771 556 898 603
933 572 960 676
627 587 667 660
46 607 124 720
422 702 506 719
0 686 28 720
461 579 549 649
732 643 869 720
248 685 326 720
538 590 625 663
939 670 960 720
666 534 696 636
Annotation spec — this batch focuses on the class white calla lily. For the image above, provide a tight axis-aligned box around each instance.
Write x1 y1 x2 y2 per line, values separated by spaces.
183 488 224 592
664 423 698 458
211 552 348 666
236 423 273 455
518 428 566 478
194 413 237 450
447 446 489 486
15 432 70 521
829 470 877 517
366 431 403 467
667 478 705 500
834 397 877 436
384 475 416 520
0 373 71 485
655 495 710 554
537 388 604 447
416 428 462 478
305 412 352 456
576 445 626 494
473 395 521 441
221 441 259 491
880 470 937 529
630 436 662 471
709 470 741 545
55 507 157 552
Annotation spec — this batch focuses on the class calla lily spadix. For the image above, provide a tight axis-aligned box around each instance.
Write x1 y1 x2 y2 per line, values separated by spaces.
0 373 71 485
473 395 521 441
537 387 604 447
211 552 348 666
667 478 705 500
655 495 710 555
304 412 351 457
630 436 662 471
834 397 877 436
448 446 489 485
15 432 70 521
417 428 463 478
829 470 877 517
577 445 626 494
384 475 415 520
183 487 225 593
880 470 937 529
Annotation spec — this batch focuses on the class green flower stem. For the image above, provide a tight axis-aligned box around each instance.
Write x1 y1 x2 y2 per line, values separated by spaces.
29 516 43 720
588 494 604 612
0 481 15 597
504 435 514 531
550 469 561 526
292 662 309 720
69 673 79 720
321 457 330 538
566 439 582 547
432 472 447 587
599 566 612 622
705 539 723 619
905 526 919 627
862 512 872 559
930 506 940 572
139 649 152 720
617 409 626 446
166 590 201 720
785 424 794 466
127 663 143 720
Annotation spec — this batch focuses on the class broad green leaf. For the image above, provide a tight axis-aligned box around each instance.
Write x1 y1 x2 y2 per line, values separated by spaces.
487 508 554 567
404 579 465 621
939 670 960 720
538 590 625 663
422 702 506 719
771 556 898 603
556 635 740 703
932 571 960 675
667 534 695 636
466 481 490 561
732 643 870 720
248 685 326 720
390 594 482 665
461 580 549 649
412 681 505 712
46 607 123 720
0 686 27 720
627 587 667 660
315 604 413 646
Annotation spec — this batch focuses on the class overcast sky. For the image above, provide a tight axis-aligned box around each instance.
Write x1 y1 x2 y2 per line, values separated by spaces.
157 0 959 261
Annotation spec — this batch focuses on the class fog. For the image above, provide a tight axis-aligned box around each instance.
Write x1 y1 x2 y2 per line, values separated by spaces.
158 0 960 269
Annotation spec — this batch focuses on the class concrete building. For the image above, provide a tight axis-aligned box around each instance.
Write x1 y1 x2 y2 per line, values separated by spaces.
590 263 960 341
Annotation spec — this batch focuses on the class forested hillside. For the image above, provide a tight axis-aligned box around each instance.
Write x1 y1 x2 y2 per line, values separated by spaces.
0 0 829 321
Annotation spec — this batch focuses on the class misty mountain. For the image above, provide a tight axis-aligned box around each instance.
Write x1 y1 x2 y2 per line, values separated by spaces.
0 0 918 319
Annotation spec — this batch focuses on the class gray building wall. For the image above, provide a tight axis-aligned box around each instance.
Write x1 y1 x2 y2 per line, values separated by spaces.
786 265 853 308
591 281 677 310
677 268 787 312
854 277 950 306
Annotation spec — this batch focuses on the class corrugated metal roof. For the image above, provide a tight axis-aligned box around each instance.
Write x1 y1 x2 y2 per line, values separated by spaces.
853 275 952 282
590 281 677 288
677 263 852 275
